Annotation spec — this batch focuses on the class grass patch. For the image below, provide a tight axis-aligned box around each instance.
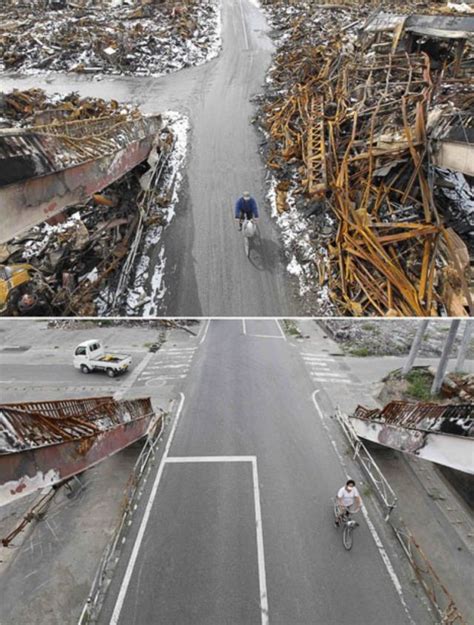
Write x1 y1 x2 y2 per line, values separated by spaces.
283 320 302 337
349 346 371 357
405 369 433 401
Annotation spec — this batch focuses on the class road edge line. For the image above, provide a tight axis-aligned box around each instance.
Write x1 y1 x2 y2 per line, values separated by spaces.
311 391 415 625
109 392 185 625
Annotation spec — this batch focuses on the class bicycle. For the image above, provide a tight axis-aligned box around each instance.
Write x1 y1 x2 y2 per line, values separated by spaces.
333 499 360 550
241 216 259 258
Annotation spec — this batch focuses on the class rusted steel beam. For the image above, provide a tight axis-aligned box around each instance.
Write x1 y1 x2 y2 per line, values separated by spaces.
0 396 161 506
0 115 162 244
351 400 473 473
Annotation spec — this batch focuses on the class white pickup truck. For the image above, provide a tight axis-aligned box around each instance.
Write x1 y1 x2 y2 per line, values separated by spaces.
73 340 131 377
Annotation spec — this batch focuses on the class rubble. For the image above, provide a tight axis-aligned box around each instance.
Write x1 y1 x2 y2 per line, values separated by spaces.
320 319 474 357
0 0 221 77
257 0 474 316
0 89 188 317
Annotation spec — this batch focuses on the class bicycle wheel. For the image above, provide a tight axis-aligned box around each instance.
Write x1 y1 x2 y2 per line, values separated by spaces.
244 233 250 257
343 524 353 550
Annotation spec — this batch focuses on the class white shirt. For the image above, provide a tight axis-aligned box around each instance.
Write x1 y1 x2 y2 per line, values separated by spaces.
337 486 360 507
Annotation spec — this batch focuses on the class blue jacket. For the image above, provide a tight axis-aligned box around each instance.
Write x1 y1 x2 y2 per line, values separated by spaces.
235 196 258 218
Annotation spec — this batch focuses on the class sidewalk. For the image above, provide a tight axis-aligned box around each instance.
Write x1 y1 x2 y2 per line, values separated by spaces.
299 320 474 624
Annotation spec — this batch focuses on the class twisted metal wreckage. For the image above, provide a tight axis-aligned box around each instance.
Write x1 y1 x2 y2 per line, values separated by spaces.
0 90 177 316
0 396 161 508
259 0 474 316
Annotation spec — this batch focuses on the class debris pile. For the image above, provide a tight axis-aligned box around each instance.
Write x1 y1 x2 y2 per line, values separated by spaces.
441 371 474 401
0 0 221 77
0 89 186 317
320 319 474 357
258 0 474 316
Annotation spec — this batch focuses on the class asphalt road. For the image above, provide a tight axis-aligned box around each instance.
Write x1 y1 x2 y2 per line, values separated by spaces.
0 0 297 317
97 319 430 625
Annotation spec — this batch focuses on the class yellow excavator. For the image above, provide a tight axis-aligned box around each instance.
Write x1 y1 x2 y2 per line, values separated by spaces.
0 264 43 315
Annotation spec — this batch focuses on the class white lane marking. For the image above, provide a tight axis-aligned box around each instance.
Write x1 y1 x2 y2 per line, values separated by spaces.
302 354 335 360
113 353 154 400
166 456 255 463
274 320 287 341
311 391 415 624
143 366 191 373
252 457 269 625
144 379 167 388
242 319 286 340
199 319 211 345
145 376 186 386
239 0 250 50
109 392 185 625
161 348 196 353
311 378 352 384
164 455 269 625
308 362 330 368
151 364 190 370
309 372 349 379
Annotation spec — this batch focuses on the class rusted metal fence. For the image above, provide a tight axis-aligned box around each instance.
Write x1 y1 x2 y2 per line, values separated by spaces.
392 525 466 625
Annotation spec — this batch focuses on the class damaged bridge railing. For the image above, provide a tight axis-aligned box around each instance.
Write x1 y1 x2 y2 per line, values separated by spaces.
0 396 160 506
334 405 466 625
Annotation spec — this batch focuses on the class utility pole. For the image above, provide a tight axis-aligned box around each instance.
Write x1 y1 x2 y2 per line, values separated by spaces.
431 320 461 395
402 320 429 376
455 321 472 373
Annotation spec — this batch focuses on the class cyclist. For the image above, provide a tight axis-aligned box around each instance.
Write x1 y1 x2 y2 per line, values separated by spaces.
335 479 361 526
235 192 259 230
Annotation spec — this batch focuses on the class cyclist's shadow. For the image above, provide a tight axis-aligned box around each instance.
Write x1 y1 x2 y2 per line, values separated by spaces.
248 231 280 272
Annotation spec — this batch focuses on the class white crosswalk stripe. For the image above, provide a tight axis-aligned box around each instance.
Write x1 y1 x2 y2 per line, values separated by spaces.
301 351 353 385
137 347 197 383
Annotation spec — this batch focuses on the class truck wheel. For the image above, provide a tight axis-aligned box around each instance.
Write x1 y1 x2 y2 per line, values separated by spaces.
107 368 115 378
81 365 91 374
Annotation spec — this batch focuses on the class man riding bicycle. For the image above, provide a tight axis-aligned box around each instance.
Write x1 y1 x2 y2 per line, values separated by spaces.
235 192 259 230
335 479 361 526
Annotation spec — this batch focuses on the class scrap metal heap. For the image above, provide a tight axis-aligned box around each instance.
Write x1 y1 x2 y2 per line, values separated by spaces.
0 0 219 76
0 396 160 506
258 0 473 316
0 89 178 316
